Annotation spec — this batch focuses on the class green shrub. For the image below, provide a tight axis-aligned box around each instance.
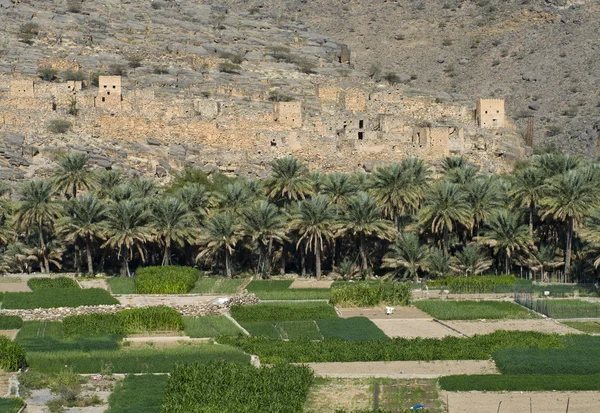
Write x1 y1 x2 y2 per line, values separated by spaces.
218 62 242 74
0 398 25 413
48 119 72 134
2 288 118 309
162 361 313 413
135 266 200 294
27 277 79 290
62 70 85 82
413 300 537 320
330 281 411 307
63 306 183 337
439 374 600 392
0 336 27 371
107 375 167 413
230 302 337 322
219 331 563 363
0 315 23 329
38 67 58 81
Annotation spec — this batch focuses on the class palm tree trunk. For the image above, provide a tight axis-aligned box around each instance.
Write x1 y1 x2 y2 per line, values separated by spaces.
315 245 321 280
529 201 534 237
225 248 232 278
162 238 170 266
279 244 286 275
256 243 266 279
565 216 573 281
505 254 510 275
85 238 94 275
443 225 449 257
75 244 82 273
122 254 130 277
38 222 49 273
359 232 367 272
265 239 273 276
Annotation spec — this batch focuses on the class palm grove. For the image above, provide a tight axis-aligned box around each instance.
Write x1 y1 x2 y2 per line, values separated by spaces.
1 151 600 284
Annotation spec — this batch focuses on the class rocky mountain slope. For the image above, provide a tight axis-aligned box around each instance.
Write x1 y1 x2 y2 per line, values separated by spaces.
216 0 600 156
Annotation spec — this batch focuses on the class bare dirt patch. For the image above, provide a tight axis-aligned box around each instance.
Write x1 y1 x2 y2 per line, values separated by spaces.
0 330 18 340
338 306 431 320
124 336 210 349
78 279 110 291
290 279 333 289
304 377 372 413
115 294 220 306
445 319 582 336
306 360 498 379
412 290 514 300
372 319 460 339
0 283 31 292
441 391 600 413
0 372 8 396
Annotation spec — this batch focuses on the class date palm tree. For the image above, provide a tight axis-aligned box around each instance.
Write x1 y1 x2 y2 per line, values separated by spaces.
382 232 429 281
214 182 255 217
241 201 288 278
321 173 359 211
427 248 450 279
174 183 211 224
541 169 599 280
510 167 545 236
152 197 197 266
479 210 535 274
337 192 395 272
52 152 96 199
450 245 492 277
197 213 239 278
264 156 313 205
418 182 471 256
533 152 580 178
370 163 412 228
57 193 107 275
102 200 152 276
465 177 503 236
96 170 123 200
289 196 335 279
14 180 62 273
579 207 600 269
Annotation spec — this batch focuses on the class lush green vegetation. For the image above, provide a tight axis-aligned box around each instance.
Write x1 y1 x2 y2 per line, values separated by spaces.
0 398 25 413
183 316 243 337
317 317 389 340
330 282 412 307
245 279 331 300
135 266 200 294
1 288 118 309
243 317 387 340
190 277 244 294
0 315 23 329
0 336 27 371
494 335 600 375
563 321 600 334
515 297 600 318
220 331 562 363
246 280 294 291
439 374 600 391
63 306 183 337
107 277 136 294
163 361 313 413
413 300 538 320
27 343 250 374
107 374 168 413
27 277 79 290
15 321 120 352
427 275 519 293
230 302 338 322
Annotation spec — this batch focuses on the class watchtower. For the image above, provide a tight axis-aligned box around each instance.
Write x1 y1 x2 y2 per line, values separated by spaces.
476 99 505 128
95 76 122 109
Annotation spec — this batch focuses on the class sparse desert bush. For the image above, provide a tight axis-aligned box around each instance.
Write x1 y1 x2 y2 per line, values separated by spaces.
219 62 242 74
62 70 85 82
126 54 144 68
19 23 39 45
39 66 58 81
153 65 169 74
48 119 72 134
218 51 244 64
67 0 82 13
108 63 127 76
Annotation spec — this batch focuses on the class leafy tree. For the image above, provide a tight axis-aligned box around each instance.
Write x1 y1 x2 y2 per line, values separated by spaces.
152 198 197 266
102 200 152 276
197 213 239 278
57 194 107 275
290 196 335 279
449 245 492 276
382 232 429 281
52 153 96 199
14 180 62 273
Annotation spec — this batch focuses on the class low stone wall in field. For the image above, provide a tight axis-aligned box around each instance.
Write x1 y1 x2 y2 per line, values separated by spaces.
0 293 259 321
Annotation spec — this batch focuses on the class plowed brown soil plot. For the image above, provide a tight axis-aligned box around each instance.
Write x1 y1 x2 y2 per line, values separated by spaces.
305 377 372 412
446 319 581 336
0 330 18 340
290 279 333 289
372 319 460 338
338 306 431 320
377 379 443 412
78 279 110 291
442 391 600 413
0 372 8 397
0 282 31 292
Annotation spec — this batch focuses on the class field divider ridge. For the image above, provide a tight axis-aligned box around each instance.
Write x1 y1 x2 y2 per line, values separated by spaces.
433 319 470 338
224 313 250 336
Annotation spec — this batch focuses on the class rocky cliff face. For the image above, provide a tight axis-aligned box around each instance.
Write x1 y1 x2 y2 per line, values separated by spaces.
0 0 530 182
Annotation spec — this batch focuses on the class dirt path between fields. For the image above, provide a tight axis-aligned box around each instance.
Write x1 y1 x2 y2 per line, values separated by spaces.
441 391 600 413
0 372 8 397
306 360 498 378
0 330 18 340
0 283 31 292
445 319 582 335
78 279 110 291
290 279 333 289
337 306 431 320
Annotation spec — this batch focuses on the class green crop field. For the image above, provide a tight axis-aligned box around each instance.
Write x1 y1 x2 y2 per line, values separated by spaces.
190 278 244 294
135 266 199 294
245 280 331 300
231 302 338 322
563 321 600 334
107 374 168 413
183 316 243 337
0 315 22 329
27 277 79 290
2 288 118 309
439 374 600 391
15 321 120 352
524 299 600 319
413 300 538 320
0 398 24 413
27 343 250 374
107 278 136 294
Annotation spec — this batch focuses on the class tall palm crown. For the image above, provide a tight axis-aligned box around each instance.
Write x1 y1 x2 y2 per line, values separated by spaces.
96 171 123 200
52 153 96 199
465 177 503 235
102 200 152 276
151 197 197 266
57 193 107 274
541 169 599 278
479 210 535 274
321 173 359 210
450 246 492 276
214 182 256 217
241 201 288 277
289 196 336 279
370 163 412 227
510 167 546 236
174 183 211 224
383 232 429 281
197 213 239 278
14 179 62 273
580 207 600 268
534 153 580 178
337 192 395 271
418 182 471 256
427 248 450 279
264 156 313 205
